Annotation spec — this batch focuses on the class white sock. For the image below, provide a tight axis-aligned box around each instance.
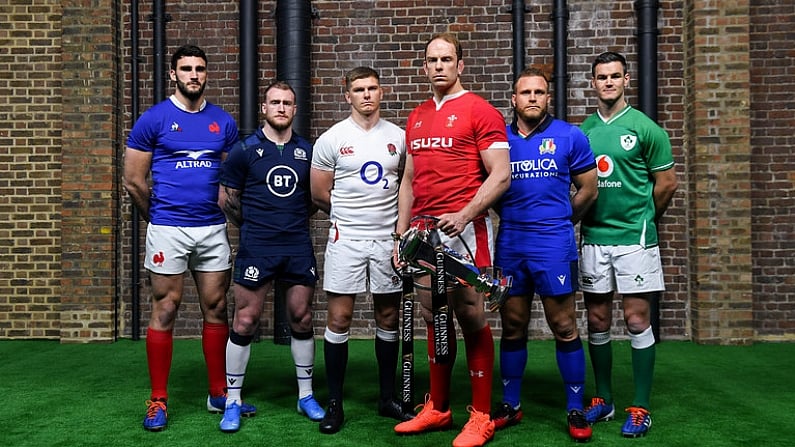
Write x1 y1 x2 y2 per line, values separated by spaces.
291 335 315 399
225 339 251 404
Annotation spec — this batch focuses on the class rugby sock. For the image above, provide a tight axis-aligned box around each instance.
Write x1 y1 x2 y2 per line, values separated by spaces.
291 330 316 399
464 325 494 414
629 326 656 409
202 321 229 397
555 337 586 411
375 327 399 401
146 327 173 400
324 327 349 402
498 337 527 408
427 322 456 412
225 331 252 404
588 331 614 404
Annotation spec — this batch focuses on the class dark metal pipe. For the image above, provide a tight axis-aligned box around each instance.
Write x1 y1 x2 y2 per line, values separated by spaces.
552 0 569 120
635 0 659 122
152 0 168 103
276 0 312 138
635 0 661 343
239 0 259 138
131 0 141 340
273 0 313 344
511 0 525 82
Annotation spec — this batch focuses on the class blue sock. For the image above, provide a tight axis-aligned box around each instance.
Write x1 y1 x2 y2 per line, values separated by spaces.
499 337 527 408
556 337 586 412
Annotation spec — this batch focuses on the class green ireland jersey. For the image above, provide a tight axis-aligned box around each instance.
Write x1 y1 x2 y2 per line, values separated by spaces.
580 105 674 247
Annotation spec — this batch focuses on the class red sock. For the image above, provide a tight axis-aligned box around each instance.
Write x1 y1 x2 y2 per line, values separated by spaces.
202 321 229 397
427 322 456 411
464 325 494 414
146 327 173 400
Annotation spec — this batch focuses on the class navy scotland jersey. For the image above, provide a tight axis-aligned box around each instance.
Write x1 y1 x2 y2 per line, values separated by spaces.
495 116 596 261
220 128 314 256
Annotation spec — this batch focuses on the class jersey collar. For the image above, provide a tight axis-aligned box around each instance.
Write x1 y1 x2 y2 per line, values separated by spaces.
433 90 468 110
510 113 553 139
169 95 207 113
597 103 632 125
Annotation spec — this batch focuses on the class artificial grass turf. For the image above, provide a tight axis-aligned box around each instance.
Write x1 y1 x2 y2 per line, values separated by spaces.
1 339 793 447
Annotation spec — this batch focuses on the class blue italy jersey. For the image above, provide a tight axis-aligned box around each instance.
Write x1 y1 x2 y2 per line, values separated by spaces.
220 128 314 257
495 116 596 260
126 96 238 226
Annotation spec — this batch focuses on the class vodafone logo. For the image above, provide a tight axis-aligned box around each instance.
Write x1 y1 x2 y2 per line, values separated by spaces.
596 154 614 178
339 146 354 156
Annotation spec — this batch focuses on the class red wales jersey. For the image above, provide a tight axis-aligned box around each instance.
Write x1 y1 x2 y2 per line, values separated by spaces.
406 91 508 216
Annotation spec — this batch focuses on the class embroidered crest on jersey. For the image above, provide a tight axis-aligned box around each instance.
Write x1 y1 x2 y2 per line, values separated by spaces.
208 121 221 134
446 114 458 128
293 147 308 161
387 143 397 156
339 146 355 157
620 134 637 151
243 265 260 282
538 138 556 155
170 122 182 132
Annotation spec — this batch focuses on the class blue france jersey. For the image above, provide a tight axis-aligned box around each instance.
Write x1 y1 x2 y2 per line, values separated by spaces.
220 128 314 256
495 116 596 260
126 97 238 226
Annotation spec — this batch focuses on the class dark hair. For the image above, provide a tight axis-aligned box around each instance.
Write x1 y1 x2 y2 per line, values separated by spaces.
171 44 207 71
513 66 550 91
591 51 627 77
263 80 296 100
424 32 463 61
344 67 380 91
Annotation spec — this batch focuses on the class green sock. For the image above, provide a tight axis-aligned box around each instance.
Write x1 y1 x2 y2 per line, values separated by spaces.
631 344 656 409
588 340 613 404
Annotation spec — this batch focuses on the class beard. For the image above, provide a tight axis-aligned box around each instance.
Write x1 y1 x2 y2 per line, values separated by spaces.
265 114 293 132
176 79 206 102
516 107 545 127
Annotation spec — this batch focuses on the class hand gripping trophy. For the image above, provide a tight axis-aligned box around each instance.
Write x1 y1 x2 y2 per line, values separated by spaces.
397 217 513 312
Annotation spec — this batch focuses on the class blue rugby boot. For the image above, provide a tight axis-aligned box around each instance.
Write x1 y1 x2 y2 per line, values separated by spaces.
143 399 167 431
297 395 326 421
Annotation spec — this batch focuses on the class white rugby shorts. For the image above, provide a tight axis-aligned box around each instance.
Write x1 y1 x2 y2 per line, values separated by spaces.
144 223 232 274
322 236 401 295
579 244 665 294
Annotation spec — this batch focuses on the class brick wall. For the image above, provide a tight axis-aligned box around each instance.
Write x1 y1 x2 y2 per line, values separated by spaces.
0 1 63 338
749 1 795 339
685 1 754 344
60 0 121 342
3 0 793 343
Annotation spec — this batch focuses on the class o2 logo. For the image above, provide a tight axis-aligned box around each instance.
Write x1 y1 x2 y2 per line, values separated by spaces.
360 161 389 190
267 165 299 197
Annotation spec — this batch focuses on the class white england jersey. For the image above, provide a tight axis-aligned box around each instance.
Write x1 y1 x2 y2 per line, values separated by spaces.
312 117 405 240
